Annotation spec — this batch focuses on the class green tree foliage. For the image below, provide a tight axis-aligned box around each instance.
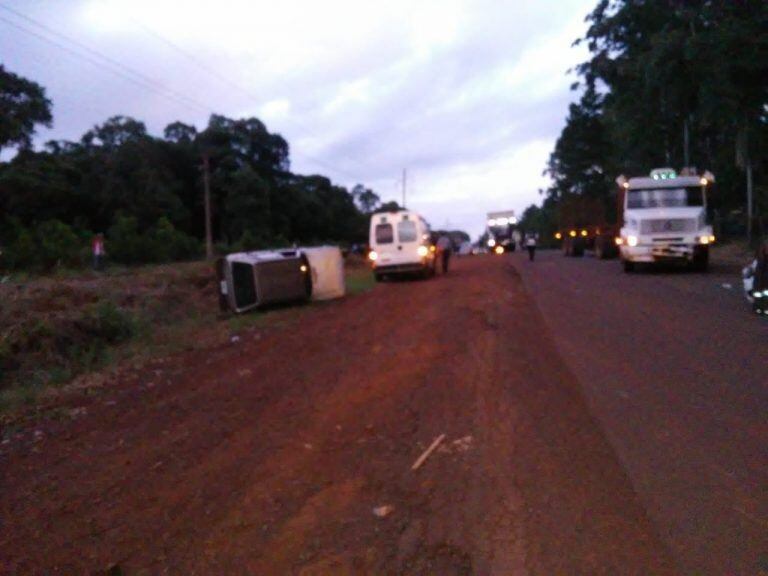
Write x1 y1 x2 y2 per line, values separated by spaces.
0 71 380 271
0 65 52 152
521 0 768 237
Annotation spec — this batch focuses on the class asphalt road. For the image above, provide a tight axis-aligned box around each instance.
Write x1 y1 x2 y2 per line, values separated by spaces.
512 248 767 575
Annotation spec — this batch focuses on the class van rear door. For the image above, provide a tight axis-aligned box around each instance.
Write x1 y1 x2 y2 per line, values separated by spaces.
372 213 419 266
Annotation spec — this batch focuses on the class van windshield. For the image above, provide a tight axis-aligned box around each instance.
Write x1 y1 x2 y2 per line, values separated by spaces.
398 220 417 242
627 187 704 209
375 223 393 244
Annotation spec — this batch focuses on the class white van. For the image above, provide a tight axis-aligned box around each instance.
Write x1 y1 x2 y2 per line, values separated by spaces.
368 210 436 280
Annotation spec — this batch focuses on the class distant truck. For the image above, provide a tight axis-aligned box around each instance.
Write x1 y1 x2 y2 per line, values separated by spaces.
485 210 518 254
616 168 715 272
368 209 437 280
555 196 619 259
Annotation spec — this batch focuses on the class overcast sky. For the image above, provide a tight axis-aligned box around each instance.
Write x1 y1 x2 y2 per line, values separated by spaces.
1 0 594 237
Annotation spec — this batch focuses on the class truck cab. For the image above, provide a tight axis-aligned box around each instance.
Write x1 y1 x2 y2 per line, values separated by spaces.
485 210 518 254
616 168 715 272
368 210 436 280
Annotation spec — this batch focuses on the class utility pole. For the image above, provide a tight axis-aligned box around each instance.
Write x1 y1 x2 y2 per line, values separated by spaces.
202 153 213 259
402 168 407 208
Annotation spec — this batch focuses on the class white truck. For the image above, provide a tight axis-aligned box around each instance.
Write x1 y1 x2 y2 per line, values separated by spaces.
616 168 715 272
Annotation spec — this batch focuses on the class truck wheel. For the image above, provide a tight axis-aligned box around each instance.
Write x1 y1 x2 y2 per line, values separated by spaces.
623 259 635 273
691 246 709 272
595 239 605 260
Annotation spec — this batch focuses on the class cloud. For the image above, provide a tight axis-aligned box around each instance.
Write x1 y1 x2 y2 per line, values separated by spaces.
1 0 595 236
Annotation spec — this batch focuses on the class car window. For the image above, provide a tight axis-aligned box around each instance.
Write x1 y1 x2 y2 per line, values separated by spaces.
398 220 417 242
375 223 393 244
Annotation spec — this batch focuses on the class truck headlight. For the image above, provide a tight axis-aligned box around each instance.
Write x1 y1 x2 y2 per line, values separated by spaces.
699 235 710 245
368 250 378 261
627 235 638 247
417 245 428 257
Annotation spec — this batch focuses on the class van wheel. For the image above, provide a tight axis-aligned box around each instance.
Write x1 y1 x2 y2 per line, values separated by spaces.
623 259 635 273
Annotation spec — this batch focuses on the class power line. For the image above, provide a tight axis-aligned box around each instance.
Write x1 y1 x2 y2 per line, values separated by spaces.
1 3 382 187
0 5 212 115
123 15 373 184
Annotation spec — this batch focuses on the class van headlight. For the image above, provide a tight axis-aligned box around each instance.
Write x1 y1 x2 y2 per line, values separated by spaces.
627 235 638 247
368 250 378 261
417 245 428 257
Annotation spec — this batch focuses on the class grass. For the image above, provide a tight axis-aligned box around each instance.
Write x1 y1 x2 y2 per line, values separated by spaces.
345 266 376 296
0 259 375 420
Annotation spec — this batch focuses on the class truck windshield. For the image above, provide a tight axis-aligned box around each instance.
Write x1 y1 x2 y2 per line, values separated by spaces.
627 187 703 209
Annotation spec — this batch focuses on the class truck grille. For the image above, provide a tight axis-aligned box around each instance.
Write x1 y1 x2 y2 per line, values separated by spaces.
640 218 697 234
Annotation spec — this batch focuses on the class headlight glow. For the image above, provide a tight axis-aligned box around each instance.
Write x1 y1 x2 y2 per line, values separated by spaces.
487 238 496 247
368 250 378 261
569 230 576 238
494 246 504 255
615 237 623 245
699 235 710 245
300 264 308 273
580 229 588 237
627 235 638 247
555 232 562 240
417 245 428 257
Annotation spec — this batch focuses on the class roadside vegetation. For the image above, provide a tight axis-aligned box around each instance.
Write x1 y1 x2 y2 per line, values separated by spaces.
518 2 767 246
0 256 375 420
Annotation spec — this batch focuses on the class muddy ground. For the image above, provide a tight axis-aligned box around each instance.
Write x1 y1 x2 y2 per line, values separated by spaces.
1 256 677 574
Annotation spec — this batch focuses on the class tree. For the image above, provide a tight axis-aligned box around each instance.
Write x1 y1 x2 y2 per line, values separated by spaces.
81 116 148 149
351 184 380 213
0 65 52 152
163 121 197 144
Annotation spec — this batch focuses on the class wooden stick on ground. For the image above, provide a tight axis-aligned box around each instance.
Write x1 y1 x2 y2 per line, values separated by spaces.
411 434 446 471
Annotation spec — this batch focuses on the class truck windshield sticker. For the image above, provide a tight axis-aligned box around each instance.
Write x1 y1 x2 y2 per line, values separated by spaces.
627 187 703 209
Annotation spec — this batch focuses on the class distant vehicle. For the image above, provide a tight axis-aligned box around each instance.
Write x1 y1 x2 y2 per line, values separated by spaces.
616 168 715 272
555 196 619 259
368 209 437 280
458 241 474 256
485 210 518 254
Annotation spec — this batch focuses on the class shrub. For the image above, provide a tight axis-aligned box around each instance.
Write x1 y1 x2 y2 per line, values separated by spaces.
36 219 82 269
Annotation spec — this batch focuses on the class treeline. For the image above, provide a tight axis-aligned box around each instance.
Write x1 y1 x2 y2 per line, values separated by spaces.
519 0 768 242
0 66 382 271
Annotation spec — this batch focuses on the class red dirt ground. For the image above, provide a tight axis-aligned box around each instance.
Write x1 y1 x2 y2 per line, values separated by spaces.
1 256 677 575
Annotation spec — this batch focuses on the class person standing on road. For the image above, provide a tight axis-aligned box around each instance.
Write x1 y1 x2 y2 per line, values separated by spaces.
753 239 768 314
525 232 537 261
437 234 452 274
92 233 106 271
